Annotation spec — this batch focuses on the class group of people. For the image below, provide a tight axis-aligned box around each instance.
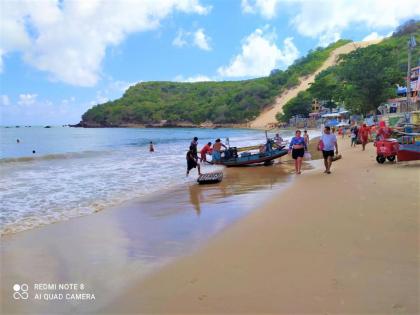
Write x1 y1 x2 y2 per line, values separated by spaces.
186 137 228 176
289 127 338 175
184 119 393 178
350 124 370 150
349 121 391 150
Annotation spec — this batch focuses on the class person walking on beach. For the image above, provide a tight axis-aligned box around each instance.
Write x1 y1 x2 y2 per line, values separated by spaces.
289 130 306 174
351 125 359 147
319 126 338 174
350 127 357 147
149 141 155 152
342 126 347 139
358 124 370 151
200 142 212 163
303 130 309 147
186 145 201 176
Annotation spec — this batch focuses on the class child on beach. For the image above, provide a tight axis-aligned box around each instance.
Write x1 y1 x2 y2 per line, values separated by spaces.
149 141 155 152
303 130 309 147
289 130 307 174
350 128 357 147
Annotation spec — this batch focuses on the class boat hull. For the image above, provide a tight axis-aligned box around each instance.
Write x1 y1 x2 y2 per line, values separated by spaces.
218 149 288 167
397 144 420 162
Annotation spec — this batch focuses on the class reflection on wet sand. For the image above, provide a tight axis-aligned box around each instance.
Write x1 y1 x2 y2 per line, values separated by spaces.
1 160 300 315
188 162 295 215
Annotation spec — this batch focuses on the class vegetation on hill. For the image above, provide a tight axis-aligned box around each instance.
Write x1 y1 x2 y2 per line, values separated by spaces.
80 40 350 127
278 21 420 122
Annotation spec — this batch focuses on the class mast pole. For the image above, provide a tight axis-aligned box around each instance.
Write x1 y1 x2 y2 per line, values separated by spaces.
406 36 412 111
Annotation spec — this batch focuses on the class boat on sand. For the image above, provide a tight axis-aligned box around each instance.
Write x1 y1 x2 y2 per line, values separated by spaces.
211 140 288 167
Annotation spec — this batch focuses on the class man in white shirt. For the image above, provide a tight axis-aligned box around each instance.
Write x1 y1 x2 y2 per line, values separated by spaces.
319 126 338 174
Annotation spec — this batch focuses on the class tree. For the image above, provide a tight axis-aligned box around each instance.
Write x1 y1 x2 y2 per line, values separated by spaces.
308 68 343 109
338 46 402 114
280 91 312 122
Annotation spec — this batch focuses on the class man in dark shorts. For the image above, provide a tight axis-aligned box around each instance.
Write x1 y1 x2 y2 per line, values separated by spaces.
319 126 338 174
186 145 201 176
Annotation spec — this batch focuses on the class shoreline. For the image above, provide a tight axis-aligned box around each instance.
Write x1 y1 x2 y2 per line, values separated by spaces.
1 128 320 236
1 154 301 314
106 137 419 314
2 136 417 314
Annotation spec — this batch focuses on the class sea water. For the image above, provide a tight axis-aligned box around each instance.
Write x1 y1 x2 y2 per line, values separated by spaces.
0 127 304 235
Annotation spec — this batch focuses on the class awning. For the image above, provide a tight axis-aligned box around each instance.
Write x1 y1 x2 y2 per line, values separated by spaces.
325 119 339 126
322 113 341 118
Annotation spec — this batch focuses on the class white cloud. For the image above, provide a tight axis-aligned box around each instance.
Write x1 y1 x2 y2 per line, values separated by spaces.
172 30 188 47
0 95 10 106
0 0 210 86
318 32 341 47
108 80 137 93
172 28 212 50
362 32 384 42
241 0 281 19
241 0 420 46
193 28 212 51
0 94 85 125
18 94 38 106
90 93 109 106
292 0 420 46
218 27 299 78
174 74 212 82
88 78 137 106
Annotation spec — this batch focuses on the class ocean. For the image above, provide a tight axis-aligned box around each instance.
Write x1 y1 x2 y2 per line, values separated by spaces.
0 126 304 235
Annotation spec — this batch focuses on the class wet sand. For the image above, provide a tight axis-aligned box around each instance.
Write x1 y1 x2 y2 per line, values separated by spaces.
107 137 419 314
1 156 299 314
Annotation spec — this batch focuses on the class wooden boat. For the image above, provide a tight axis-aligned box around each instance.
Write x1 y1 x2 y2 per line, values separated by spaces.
397 144 420 161
212 144 288 167
236 142 287 152
396 132 420 162
236 144 261 152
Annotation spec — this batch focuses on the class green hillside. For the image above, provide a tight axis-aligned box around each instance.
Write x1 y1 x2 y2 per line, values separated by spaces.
79 40 350 127
278 20 420 121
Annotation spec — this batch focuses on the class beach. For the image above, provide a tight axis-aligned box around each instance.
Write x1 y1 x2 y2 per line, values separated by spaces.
1 130 300 314
106 137 419 314
1 135 418 314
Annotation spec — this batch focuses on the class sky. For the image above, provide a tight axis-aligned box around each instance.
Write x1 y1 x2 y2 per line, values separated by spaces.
1 0 420 125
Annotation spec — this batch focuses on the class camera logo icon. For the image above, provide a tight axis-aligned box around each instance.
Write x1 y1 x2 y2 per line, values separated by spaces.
13 284 29 300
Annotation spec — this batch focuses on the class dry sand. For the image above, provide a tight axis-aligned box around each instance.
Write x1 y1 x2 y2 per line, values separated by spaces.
250 40 382 129
107 137 419 314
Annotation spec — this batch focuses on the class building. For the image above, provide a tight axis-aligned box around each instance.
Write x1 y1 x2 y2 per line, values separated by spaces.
381 66 420 114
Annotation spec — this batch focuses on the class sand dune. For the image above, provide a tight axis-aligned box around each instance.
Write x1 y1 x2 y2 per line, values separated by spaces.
250 40 382 129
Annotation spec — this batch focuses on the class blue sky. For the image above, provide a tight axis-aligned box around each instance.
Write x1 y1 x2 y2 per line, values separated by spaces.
1 0 420 125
